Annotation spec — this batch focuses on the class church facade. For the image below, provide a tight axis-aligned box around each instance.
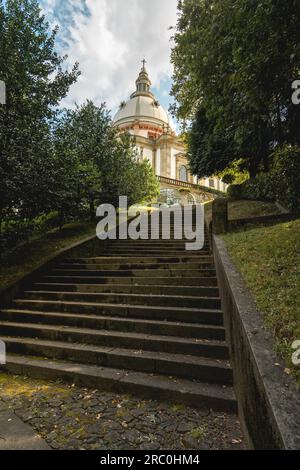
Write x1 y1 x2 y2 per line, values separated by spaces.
113 62 227 194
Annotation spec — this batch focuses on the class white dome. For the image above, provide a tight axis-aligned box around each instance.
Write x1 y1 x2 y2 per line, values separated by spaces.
113 63 174 132
113 94 172 130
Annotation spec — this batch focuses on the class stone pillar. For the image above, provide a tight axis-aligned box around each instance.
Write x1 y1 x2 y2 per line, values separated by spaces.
212 198 228 234
160 137 171 178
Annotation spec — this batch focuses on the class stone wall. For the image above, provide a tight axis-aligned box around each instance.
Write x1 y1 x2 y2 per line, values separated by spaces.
213 236 300 449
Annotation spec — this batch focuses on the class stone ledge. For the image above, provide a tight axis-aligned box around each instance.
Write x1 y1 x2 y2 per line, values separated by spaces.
0 401 50 450
0 234 97 309
213 235 300 450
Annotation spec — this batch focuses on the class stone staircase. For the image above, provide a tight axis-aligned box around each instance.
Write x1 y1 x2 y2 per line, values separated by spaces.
0 222 236 412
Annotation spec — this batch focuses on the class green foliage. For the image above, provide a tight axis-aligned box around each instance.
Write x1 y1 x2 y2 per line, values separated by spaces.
0 2 159 251
0 0 80 222
217 160 249 186
222 220 300 384
272 146 300 211
98 132 160 206
228 146 300 211
1 211 60 251
171 0 300 178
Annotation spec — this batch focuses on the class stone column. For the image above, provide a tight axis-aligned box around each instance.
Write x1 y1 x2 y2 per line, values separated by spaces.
212 198 228 234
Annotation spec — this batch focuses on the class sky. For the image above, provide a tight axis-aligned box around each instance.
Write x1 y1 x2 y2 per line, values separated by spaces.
40 0 179 120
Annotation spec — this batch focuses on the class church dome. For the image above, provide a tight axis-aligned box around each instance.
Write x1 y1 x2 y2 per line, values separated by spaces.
113 61 174 132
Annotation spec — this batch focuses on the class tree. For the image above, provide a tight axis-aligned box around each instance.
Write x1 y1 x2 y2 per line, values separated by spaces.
0 0 79 223
98 132 160 207
53 102 160 220
171 0 300 178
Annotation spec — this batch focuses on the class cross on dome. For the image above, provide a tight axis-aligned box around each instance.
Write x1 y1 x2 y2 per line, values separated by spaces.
135 59 151 95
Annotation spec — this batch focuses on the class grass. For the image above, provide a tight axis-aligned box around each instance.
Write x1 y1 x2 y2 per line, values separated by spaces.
0 222 95 291
222 219 300 384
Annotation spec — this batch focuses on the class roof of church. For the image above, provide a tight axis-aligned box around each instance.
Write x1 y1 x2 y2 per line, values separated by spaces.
113 61 174 131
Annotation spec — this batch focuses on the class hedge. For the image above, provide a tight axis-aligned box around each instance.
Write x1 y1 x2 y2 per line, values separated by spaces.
227 146 300 211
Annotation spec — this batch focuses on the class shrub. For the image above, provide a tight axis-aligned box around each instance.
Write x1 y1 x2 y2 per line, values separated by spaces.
272 146 300 211
0 211 61 252
228 146 300 211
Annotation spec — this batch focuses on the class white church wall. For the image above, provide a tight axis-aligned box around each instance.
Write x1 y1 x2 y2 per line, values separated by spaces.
143 148 153 165
170 149 177 180
156 149 161 176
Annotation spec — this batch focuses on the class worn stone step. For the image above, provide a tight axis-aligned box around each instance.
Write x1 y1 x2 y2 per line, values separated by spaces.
22 291 221 309
65 255 214 263
13 300 223 325
102 243 210 249
57 261 215 270
0 336 233 384
103 240 205 245
55 258 214 271
42 275 218 287
33 283 220 298
0 309 226 340
88 251 212 257
50 268 217 278
1 354 237 412
0 322 229 358
98 249 210 255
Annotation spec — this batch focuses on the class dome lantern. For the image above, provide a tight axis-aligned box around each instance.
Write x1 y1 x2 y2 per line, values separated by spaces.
131 59 153 98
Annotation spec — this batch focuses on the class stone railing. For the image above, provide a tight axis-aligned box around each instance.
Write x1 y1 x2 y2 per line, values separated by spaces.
157 175 224 196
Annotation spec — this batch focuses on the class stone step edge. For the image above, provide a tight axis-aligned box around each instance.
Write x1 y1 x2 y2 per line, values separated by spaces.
33 282 219 292
13 299 223 315
23 290 221 302
0 309 225 332
1 355 237 412
0 321 227 348
0 336 231 370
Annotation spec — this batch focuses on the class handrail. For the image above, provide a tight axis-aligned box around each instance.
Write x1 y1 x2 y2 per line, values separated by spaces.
157 175 225 196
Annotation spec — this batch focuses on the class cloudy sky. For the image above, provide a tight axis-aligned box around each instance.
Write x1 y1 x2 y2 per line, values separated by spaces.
40 0 178 119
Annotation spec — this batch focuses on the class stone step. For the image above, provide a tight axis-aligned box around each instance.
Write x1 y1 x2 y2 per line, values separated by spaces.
88 251 211 257
22 291 221 309
42 275 218 287
50 268 217 278
65 255 214 263
13 300 223 325
58 261 215 270
33 283 220 298
56 258 214 270
102 240 206 245
0 309 226 340
0 322 229 358
102 243 210 249
2 354 237 412
97 249 210 255
0 336 233 384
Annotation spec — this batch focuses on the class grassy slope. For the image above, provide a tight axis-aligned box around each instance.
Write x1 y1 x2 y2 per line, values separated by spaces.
228 200 282 220
0 222 95 291
222 220 300 383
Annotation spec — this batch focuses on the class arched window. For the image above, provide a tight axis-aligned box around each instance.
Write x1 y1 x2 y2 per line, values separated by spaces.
179 165 188 182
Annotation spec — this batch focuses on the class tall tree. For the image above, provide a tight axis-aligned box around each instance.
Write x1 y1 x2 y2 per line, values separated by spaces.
54 101 160 218
171 0 300 177
0 0 80 222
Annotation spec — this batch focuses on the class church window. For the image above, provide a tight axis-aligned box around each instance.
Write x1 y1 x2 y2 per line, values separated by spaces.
179 165 188 182
209 179 215 188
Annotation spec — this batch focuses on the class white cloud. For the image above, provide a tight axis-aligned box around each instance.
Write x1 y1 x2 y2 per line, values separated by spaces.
41 0 178 115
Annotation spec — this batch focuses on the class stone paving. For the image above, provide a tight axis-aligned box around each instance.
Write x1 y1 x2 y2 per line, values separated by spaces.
0 373 245 450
